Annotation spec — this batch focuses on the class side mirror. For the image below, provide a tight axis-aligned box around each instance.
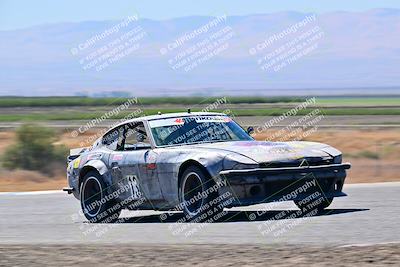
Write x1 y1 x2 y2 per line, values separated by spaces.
246 126 254 135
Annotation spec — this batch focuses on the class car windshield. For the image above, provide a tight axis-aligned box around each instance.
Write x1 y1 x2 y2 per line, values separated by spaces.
148 115 253 147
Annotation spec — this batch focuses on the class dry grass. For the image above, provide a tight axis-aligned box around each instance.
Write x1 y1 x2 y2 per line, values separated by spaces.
0 128 399 191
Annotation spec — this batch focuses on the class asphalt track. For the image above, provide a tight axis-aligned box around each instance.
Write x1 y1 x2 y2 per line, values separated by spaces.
1 182 399 245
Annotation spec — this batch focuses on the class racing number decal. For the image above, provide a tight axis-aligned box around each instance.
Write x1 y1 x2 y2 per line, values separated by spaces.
174 118 184 124
126 175 142 199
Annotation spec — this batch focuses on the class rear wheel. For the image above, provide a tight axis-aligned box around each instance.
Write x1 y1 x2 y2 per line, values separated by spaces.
80 171 121 223
179 166 222 222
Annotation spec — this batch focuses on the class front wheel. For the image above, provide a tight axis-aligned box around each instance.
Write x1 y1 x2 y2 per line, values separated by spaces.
80 171 121 223
294 197 333 213
178 166 222 222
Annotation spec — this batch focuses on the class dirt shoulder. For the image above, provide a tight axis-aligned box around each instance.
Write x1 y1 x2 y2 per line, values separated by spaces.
0 174 66 192
1 243 399 266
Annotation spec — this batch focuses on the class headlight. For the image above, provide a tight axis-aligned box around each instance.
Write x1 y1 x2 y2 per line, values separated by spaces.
333 154 342 164
320 146 342 163
223 153 258 170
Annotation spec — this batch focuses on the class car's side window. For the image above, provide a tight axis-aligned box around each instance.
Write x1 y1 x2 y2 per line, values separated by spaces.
102 127 122 151
122 122 151 151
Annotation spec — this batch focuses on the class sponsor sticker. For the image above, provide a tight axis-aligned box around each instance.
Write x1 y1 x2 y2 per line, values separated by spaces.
149 118 185 128
112 154 124 161
174 118 184 124
146 152 157 170
149 116 231 128
73 158 81 168
194 116 228 123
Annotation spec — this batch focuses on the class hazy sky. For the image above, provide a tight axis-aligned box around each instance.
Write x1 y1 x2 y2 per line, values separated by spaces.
1 0 400 30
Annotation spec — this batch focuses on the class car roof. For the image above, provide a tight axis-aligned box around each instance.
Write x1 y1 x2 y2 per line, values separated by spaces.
103 112 226 136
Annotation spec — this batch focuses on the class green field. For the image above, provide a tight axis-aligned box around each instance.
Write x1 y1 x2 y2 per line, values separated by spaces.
1 96 399 121
317 97 400 106
0 96 399 107
1 108 400 122
0 96 306 107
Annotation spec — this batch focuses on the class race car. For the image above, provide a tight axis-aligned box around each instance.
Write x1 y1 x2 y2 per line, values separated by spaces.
64 112 351 223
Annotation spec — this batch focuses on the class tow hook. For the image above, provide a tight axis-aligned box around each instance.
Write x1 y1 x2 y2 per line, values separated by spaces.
62 187 74 194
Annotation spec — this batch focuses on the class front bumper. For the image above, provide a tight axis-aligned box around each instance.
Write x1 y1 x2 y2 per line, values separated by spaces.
218 163 351 207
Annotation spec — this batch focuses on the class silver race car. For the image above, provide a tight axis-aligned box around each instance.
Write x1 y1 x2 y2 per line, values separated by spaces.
64 112 351 223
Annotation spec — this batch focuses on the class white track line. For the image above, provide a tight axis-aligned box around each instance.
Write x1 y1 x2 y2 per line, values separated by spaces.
344 181 400 188
0 190 63 196
338 241 400 248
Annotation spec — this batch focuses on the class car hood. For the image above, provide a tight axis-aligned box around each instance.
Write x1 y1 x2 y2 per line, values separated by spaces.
192 141 336 163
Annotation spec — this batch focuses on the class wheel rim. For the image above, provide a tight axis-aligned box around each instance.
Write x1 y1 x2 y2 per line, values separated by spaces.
82 177 103 217
182 172 204 216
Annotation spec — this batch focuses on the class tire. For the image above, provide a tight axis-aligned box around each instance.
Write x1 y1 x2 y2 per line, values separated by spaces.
294 197 333 213
80 171 121 223
178 166 222 222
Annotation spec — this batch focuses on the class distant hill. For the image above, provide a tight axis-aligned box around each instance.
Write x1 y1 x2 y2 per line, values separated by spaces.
0 9 399 96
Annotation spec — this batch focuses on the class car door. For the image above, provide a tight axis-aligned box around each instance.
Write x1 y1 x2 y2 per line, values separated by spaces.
109 121 163 202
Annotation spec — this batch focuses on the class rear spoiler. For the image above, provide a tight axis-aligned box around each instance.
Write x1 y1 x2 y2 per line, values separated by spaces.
67 147 89 163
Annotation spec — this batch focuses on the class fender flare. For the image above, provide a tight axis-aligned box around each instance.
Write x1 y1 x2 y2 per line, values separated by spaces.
79 159 110 187
178 155 224 186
